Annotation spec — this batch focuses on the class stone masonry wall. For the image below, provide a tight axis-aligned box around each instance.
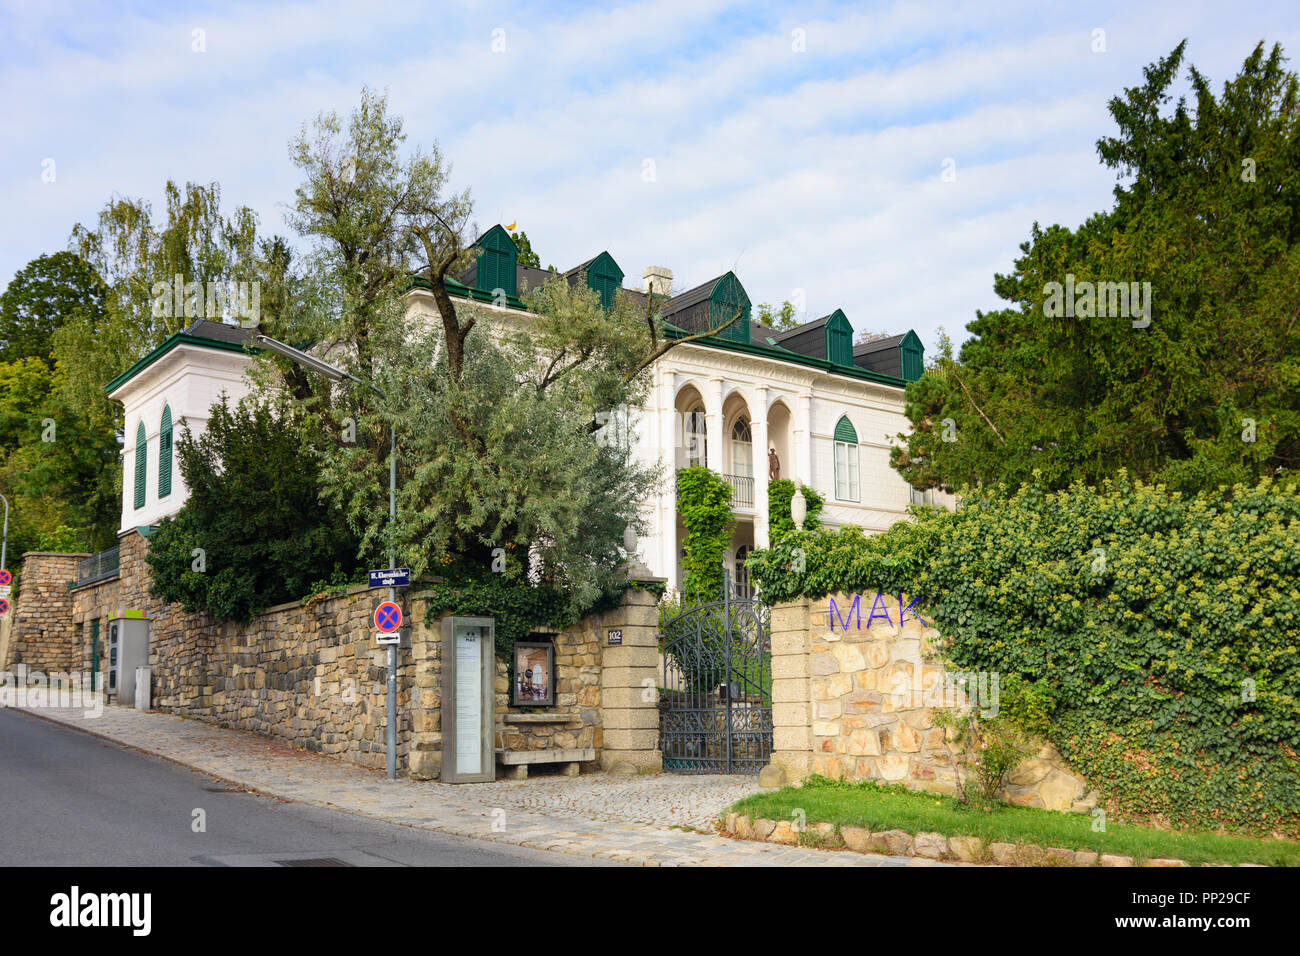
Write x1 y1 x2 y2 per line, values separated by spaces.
11 530 663 781
4 552 89 673
770 592 1092 812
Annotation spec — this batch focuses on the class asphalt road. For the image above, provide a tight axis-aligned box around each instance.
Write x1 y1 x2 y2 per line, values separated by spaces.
0 709 613 867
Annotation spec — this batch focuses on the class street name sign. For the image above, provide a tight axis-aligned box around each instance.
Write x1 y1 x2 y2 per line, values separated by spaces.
369 568 411 589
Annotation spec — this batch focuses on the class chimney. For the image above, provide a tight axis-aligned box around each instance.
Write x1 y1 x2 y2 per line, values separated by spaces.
643 266 673 297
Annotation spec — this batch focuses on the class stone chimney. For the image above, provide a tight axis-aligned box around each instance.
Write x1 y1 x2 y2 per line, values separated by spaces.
643 266 673 297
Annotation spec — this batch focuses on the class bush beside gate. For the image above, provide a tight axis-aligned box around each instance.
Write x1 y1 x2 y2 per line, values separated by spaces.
746 473 1300 837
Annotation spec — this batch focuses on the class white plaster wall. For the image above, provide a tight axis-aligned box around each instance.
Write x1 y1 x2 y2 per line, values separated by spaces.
114 345 255 532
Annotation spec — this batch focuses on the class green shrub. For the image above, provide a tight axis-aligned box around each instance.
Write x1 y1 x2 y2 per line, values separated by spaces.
767 478 825 540
747 473 1300 836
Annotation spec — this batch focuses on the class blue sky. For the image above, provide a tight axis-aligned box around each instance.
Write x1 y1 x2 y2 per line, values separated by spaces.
2 0 1297 353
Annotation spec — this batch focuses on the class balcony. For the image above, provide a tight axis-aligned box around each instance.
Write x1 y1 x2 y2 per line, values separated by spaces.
76 546 120 587
724 473 754 509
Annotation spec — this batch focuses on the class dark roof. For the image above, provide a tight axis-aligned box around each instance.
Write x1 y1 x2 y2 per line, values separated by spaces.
184 318 257 345
853 333 907 357
663 275 725 317
772 314 829 342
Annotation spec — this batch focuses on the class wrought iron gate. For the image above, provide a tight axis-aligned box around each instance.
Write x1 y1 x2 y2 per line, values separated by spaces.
658 597 772 774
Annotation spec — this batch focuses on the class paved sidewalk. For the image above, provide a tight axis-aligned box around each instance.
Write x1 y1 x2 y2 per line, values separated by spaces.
8 701 948 867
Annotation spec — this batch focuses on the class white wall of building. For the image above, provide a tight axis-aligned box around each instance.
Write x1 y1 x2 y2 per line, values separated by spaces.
112 344 255 532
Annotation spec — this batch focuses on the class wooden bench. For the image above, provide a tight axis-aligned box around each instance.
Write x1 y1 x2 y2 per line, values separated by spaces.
495 747 596 779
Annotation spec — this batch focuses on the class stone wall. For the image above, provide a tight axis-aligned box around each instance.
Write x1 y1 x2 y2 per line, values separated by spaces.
9 530 664 780
3 552 88 673
769 592 1092 812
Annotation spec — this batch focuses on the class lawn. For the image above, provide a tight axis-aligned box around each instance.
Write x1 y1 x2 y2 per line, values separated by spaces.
728 778 1300 867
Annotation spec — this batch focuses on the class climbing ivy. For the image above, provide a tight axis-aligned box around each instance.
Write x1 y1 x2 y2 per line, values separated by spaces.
767 478 825 540
747 473 1300 836
675 466 734 604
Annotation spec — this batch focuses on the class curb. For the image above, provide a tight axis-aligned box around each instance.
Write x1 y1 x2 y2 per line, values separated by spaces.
720 813 1262 867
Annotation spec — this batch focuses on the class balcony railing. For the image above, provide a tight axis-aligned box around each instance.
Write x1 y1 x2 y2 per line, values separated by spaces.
76 546 121 587
724 473 755 509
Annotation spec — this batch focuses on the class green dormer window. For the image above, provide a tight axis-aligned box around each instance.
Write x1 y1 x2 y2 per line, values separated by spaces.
900 330 924 381
825 309 853 366
475 224 517 299
584 251 624 310
710 272 751 344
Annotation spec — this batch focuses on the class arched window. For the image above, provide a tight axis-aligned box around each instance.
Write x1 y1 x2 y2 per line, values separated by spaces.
730 416 753 478
158 405 173 498
833 415 859 501
684 409 707 467
134 420 147 509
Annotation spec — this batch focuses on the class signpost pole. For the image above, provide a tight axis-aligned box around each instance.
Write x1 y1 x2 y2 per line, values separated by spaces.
386 425 397 781
1 491 9 575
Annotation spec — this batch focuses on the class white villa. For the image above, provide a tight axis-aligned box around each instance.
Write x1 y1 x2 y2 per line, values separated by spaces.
109 224 948 594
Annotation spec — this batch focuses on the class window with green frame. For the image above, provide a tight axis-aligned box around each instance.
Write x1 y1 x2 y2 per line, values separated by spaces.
133 420 147 509
833 415 859 501
158 405 173 498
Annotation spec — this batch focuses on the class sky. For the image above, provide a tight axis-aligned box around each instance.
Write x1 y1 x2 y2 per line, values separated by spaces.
2 0 1297 354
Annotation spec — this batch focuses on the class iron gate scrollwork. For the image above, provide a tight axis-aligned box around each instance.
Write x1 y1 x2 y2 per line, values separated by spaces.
658 598 772 774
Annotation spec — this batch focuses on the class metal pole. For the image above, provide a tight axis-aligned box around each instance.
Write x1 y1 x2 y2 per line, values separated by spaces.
1 492 9 573
386 423 397 781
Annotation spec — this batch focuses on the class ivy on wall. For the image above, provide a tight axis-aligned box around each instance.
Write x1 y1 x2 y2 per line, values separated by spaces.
675 466 735 604
767 478 825 540
747 473 1300 836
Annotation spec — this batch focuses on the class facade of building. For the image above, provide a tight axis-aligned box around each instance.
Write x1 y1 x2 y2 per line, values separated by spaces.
107 225 946 594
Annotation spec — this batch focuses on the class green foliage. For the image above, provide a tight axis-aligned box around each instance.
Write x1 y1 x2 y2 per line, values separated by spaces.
0 355 119 560
755 300 798 330
146 396 363 621
935 674 1052 809
510 230 540 269
675 466 734 603
420 556 632 660
893 42 1300 496
767 478 825 540
0 252 105 366
748 474 1300 836
730 777 1300 866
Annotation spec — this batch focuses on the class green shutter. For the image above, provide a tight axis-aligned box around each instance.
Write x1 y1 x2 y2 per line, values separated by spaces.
475 225 517 298
825 310 853 365
834 415 858 444
900 331 924 381
134 421 147 509
709 272 751 344
585 252 624 310
158 406 172 498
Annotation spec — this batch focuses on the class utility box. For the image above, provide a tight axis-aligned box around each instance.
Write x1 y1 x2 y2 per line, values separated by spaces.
107 615 150 705
134 666 151 711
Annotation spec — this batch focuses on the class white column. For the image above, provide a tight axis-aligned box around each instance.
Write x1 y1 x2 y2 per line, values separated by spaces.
794 392 813 489
658 370 678 588
752 386 770 548
705 377 724 474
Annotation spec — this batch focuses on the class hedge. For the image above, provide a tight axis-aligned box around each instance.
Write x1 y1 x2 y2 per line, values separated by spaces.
746 474 1300 836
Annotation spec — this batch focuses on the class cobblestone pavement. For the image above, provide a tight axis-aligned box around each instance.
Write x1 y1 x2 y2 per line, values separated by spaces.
9 701 950 867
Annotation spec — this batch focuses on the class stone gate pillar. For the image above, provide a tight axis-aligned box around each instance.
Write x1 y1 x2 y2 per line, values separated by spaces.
598 583 665 773
766 596 813 784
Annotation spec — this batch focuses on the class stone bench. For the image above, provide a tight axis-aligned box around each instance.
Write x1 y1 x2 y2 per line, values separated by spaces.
495 747 596 779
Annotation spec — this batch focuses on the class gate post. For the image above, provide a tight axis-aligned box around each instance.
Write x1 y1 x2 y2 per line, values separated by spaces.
766 596 813 785
599 582 665 773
